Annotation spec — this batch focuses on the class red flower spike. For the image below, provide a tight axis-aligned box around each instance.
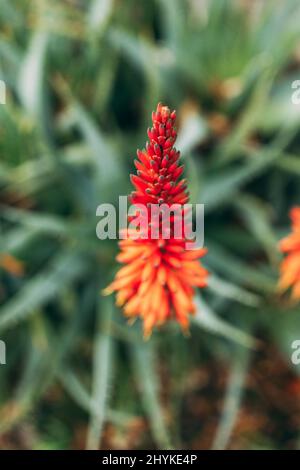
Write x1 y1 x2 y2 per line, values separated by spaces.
278 207 300 300
104 103 208 338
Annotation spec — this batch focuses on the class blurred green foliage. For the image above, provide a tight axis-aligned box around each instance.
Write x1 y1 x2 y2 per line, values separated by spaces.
1 0 300 450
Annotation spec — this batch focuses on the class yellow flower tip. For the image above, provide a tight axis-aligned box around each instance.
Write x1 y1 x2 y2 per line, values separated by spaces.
101 285 114 296
181 324 191 338
127 317 137 326
291 285 300 302
277 281 287 294
143 314 156 340
116 297 124 307
143 328 153 341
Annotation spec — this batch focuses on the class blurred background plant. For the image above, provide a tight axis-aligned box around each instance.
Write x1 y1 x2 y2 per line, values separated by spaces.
1 0 300 450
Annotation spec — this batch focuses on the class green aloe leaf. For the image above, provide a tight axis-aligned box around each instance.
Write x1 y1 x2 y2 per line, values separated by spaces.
193 296 257 349
234 194 279 265
17 31 48 118
86 298 114 450
88 0 113 32
206 240 276 293
208 274 261 307
131 341 173 449
211 344 251 449
59 368 133 426
201 148 283 211
0 251 89 332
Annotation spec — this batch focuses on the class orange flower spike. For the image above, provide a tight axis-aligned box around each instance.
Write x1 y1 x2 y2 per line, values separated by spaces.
105 103 209 338
278 207 300 300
